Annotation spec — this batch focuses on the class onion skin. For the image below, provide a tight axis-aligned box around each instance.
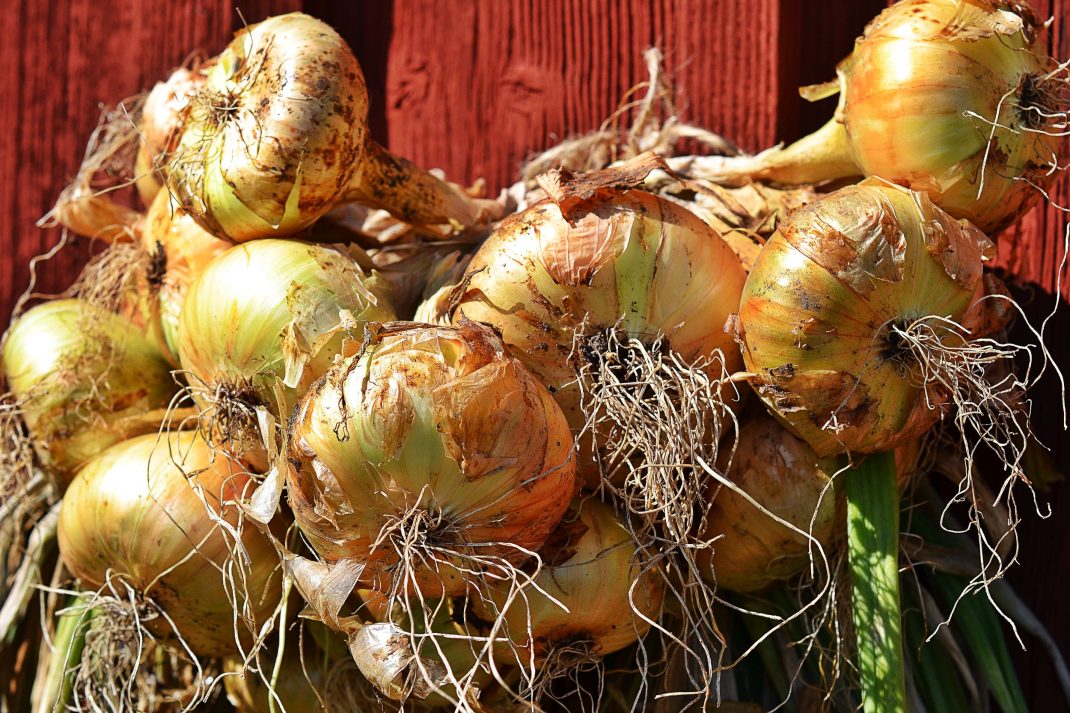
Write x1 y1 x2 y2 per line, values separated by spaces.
58 432 282 657
178 238 396 420
287 321 576 598
454 185 746 448
736 179 990 456
138 67 203 206
472 499 664 661
1 299 177 485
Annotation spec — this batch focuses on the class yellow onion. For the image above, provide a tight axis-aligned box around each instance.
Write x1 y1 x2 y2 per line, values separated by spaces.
703 0 1064 234
178 238 395 426
165 13 497 243
1 299 177 485
698 417 841 593
287 320 576 598
471 499 664 664
736 179 994 456
453 157 747 480
58 432 282 657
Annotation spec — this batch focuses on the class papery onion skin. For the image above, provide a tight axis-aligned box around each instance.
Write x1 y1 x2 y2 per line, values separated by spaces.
58 432 282 657
138 67 204 206
472 498 664 660
287 320 576 598
178 238 395 420
454 186 747 446
842 0 1060 234
1 299 177 484
736 179 990 456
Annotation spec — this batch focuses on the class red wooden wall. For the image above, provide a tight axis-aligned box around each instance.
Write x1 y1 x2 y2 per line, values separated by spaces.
1 0 1067 708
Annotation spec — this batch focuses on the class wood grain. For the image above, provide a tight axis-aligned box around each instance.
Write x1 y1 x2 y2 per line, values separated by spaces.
0 1 1068 708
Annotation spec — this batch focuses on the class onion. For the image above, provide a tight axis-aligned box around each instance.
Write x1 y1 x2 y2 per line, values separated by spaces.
165 13 498 243
736 178 1000 456
287 320 576 599
698 416 841 593
57 431 282 657
452 155 746 551
1 299 177 485
137 67 205 205
699 0 1066 234
471 499 664 685
178 238 396 435
142 189 232 360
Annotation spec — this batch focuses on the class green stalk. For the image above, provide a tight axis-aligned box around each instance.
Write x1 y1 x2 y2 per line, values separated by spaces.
32 594 91 713
846 450 905 713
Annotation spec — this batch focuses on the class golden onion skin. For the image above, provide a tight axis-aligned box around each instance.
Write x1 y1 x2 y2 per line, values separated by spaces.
287 321 576 598
178 239 395 420
843 0 1060 233
473 499 664 661
58 432 282 657
455 188 747 439
737 180 990 456
2 299 177 485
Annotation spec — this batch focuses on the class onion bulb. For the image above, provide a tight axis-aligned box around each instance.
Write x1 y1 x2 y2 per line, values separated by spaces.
58 432 282 657
178 238 395 432
136 67 205 205
1 299 177 485
471 499 664 667
735 179 997 456
451 156 745 556
287 320 576 599
164 13 498 243
700 0 1066 234
698 416 841 593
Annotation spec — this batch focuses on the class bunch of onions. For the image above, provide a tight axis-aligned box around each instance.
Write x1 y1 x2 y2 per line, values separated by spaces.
701 0 1066 234
451 155 746 554
163 13 498 243
470 499 664 694
178 238 396 440
287 320 576 599
1 299 177 484
57 431 282 657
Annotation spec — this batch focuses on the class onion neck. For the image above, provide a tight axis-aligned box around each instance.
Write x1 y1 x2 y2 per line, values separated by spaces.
687 117 860 186
49 186 143 244
345 140 500 231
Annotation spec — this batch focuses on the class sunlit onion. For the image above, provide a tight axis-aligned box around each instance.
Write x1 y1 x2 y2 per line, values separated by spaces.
165 13 497 242
1 299 177 485
736 179 998 456
58 432 282 657
178 238 396 431
287 320 576 599
471 499 664 665
699 0 1066 234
